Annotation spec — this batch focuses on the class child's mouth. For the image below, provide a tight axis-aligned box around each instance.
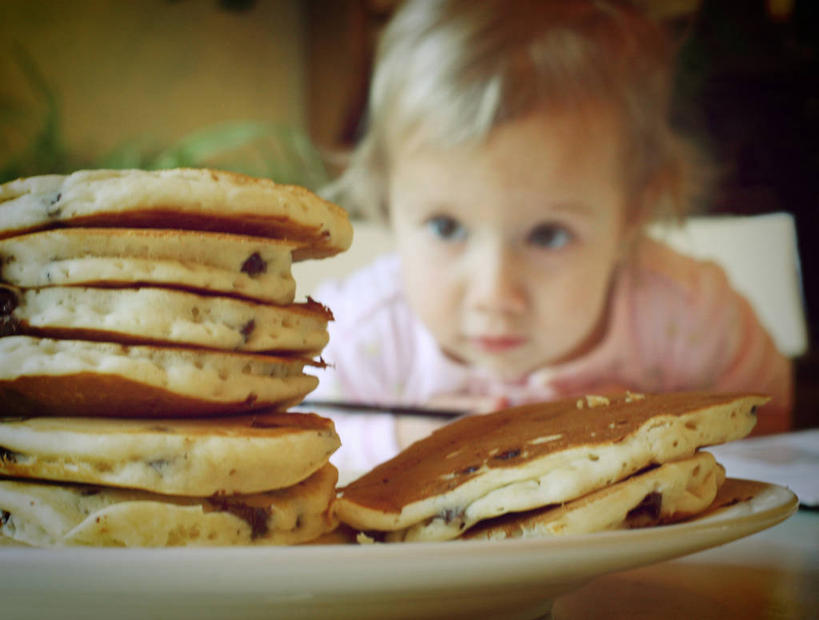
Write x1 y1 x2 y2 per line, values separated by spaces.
471 335 527 353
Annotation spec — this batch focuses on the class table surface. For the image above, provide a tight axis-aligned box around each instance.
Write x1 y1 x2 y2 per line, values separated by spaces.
551 507 819 619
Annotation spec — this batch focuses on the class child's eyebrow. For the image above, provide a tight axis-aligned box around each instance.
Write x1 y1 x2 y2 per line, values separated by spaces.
412 200 462 216
540 200 597 218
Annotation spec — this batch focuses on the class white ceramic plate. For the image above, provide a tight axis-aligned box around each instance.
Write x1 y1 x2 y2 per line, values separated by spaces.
0 479 797 620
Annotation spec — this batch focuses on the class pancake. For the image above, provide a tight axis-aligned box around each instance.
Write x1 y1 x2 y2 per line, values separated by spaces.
463 451 724 540
334 392 764 542
0 411 339 496
0 285 331 354
0 168 353 260
691 477 773 518
0 228 300 304
0 335 319 418
0 463 339 547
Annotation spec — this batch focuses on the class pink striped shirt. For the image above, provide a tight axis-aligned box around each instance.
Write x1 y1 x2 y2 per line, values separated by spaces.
309 238 792 473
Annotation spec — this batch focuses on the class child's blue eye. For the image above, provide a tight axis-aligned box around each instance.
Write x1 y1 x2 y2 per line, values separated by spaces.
528 223 573 249
425 215 466 241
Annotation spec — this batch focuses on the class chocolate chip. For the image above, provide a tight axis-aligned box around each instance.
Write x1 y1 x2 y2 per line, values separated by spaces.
240 319 255 342
0 288 18 313
494 449 521 461
0 446 21 463
0 316 20 336
147 459 171 474
626 491 663 522
0 288 20 337
240 252 267 277
440 507 462 523
209 499 270 539
45 193 62 216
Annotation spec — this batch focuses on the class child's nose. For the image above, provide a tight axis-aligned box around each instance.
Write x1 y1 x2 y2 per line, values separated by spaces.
469 244 527 314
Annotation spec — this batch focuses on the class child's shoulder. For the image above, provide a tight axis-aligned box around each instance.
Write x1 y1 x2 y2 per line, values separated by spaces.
312 253 406 326
629 235 732 301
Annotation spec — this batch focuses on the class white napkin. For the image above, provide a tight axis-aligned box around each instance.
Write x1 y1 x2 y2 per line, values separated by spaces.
707 429 819 506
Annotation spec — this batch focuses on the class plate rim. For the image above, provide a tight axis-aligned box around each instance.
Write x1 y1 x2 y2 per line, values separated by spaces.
0 479 799 620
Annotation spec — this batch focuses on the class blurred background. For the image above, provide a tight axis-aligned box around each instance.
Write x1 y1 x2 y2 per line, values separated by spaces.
1 0 816 427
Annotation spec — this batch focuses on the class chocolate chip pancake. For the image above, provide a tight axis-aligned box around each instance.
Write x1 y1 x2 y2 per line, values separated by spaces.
334 392 764 542
462 451 725 540
0 285 330 354
0 463 338 547
0 411 339 495
0 167 351 548
0 228 300 304
0 336 319 417
0 168 353 260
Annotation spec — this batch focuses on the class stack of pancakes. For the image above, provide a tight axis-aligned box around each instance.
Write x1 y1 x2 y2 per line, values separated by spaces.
334 392 765 542
0 168 352 546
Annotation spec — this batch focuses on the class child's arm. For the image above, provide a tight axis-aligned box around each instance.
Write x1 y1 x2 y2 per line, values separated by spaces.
636 244 794 434
708 293 793 434
659 258 794 434
548 245 793 435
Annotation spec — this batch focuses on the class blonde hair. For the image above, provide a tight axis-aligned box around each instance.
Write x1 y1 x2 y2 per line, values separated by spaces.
325 0 703 225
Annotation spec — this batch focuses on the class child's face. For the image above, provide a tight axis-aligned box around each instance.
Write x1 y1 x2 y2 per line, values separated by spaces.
388 107 630 381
